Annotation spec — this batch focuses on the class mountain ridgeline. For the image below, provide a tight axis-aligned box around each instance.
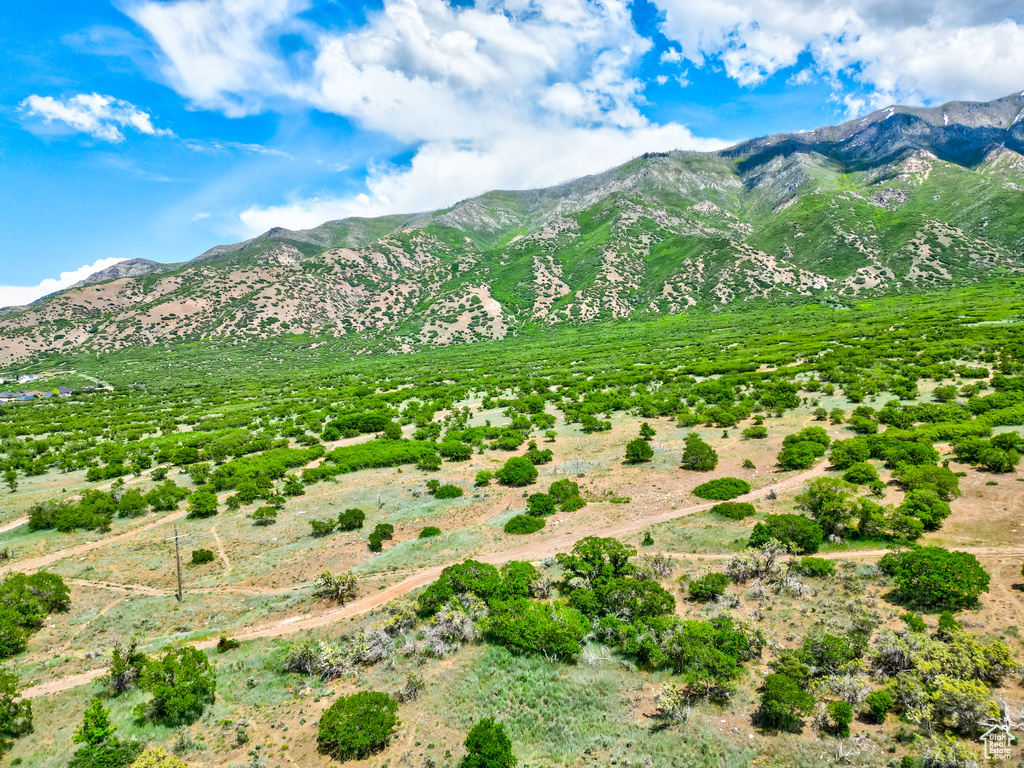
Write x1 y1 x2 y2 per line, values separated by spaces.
2 92 1023 366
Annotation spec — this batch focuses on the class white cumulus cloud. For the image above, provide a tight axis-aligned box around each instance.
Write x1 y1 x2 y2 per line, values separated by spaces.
652 0 1024 107
0 258 129 309
20 93 174 142
129 0 725 235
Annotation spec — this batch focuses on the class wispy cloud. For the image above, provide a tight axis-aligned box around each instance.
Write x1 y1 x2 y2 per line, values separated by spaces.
181 139 293 158
19 93 174 142
0 257 128 308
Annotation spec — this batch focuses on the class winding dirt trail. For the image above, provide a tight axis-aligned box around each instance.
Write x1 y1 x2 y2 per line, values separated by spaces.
0 432 391 578
0 517 29 535
211 525 232 574
2 510 189 576
18 461 833 699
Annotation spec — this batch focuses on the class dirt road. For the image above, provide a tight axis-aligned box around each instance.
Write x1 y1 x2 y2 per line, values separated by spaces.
17 461 833 699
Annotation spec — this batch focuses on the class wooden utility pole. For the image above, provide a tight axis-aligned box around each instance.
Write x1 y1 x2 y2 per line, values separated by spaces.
165 527 188 602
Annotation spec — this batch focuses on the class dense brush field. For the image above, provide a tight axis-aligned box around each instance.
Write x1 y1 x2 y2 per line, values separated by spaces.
1 280 1024 768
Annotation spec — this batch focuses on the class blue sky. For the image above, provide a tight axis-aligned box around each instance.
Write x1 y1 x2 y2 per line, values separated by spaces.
2 0 1022 307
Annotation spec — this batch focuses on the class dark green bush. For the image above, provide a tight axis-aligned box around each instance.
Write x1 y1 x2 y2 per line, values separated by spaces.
900 612 927 633
251 506 277 525
777 442 819 470
757 673 814 732
418 526 442 538
625 438 653 463
842 462 879 485
560 495 587 512
864 690 894 723
795 557 835 578
688 572 729 602
681 433 718 471
317 691 399 760
418 561 501 615
526 493 556 516
138 646 216 725
495 457 538 487
459 717 516 768
337 508 365 531
709 501 755 519
484 599 588 658
548 479 579 502
504 515 545 535
434 483 464 499
310 519 336 537
693 477 750 500
190 549 215 565
889 547 990 610
748 514 823 554
825 701 852 738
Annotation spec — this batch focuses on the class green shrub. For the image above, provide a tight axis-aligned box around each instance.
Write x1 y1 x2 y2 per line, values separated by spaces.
216 636 240 653
842 462 879 485
190 549 215 565
504 515 545 535
548 479 579 502
900 612 927 633
864 690 894 723
748 514 823 554
693 477 751 500
828 438 871 469
185 490 218 519
559 495 587 512
889 547 990 610
417 453 442 471
783 427 831 449
495 457 538 487
459 717 516 768
251 506 277 526
68 698 142 768
625 438 653 463
777 442 819 470
368 533 383 552
418 526 442 538
526 493 556 516
434 483 464 499
795 557 835 578
438 441 472 461
709 501 755 519
681 433 718 471
825 701 852 738
138 646 215 725
892 464 961 501
0 666 32 742
373 523 394 540
337 508 365 531
484 599 588 658
688 572 729 602
474 470 493 486
742 425 768 439
418 561 501 615
0 609 29 657
757 673 814 732
310 519 336 537
317 691 399 761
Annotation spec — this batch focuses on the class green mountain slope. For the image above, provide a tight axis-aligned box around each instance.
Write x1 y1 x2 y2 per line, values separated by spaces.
1 92 1023 367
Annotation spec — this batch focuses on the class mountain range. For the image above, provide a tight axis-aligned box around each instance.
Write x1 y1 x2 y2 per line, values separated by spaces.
2 91 1023 367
